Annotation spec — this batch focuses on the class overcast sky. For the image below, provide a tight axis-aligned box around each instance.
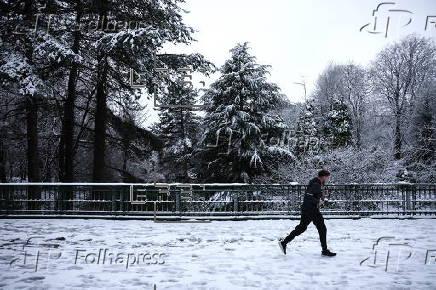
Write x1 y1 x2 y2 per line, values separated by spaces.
143 0 436 127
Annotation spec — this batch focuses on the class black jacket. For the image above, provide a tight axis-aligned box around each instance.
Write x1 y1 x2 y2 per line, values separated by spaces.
302 177 323 212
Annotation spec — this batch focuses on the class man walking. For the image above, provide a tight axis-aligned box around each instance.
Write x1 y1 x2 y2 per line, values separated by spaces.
279 170 336 256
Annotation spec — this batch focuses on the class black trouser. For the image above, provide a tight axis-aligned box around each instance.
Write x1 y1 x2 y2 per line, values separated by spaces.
283 209 327 251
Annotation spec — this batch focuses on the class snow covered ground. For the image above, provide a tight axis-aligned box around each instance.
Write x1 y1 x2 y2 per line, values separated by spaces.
0 218 435 290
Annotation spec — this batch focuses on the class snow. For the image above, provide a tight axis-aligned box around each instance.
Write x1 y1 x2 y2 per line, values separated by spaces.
1 218 435 289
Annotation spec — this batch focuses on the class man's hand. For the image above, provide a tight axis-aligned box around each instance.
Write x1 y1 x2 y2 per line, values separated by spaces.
322 190 329 198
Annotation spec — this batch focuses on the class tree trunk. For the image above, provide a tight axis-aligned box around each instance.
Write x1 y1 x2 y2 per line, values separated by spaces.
0 137 6 182
26 97 41 182
355 119 361 148
122 139 129 182
394 113 402 159
92 0 109 182
26 97 41 210
92 57 108 182
59 6 82 183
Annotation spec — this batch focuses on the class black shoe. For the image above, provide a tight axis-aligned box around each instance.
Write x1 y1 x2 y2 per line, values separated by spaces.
278 239 287 255
322 249 336 257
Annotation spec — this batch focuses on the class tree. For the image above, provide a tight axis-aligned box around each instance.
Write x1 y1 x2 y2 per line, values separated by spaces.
312 64 344 118
0 0 79 183
58 0 86 182
88 0 214 182
294 100 320 158
370 35 436 159
152 78 201 182
195 42 289 183
340 63 368 148
312 63 367 149
411 81 436 164
326 98 353 148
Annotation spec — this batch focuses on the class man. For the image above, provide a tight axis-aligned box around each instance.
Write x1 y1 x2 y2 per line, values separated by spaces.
278 170 336 257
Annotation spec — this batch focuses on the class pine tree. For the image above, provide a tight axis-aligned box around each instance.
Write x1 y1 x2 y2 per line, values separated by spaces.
152 78 201 182
195 42 289 183
294 100 320 158
0 0 80 184
88 0 215 182
326 99 353 148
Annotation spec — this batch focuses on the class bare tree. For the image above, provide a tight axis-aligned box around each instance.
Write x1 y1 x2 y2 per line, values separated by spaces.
370 35 436 159
312 63 344 116
340 63 368 148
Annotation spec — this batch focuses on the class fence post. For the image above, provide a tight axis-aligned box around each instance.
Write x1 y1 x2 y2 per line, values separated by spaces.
399 183 410 215
55 185 63 212
404 183 415 215
411 184 416 214
233 191 239 213
111 187 116 213
175 190 181 213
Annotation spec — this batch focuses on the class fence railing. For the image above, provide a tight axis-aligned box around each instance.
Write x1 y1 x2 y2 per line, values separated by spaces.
0 183 435 217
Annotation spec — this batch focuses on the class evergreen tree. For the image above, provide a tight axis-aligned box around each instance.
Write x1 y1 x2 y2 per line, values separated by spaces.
294 100 320 158
0 0 80 183
326 99 353 148
62 0 214 181
152 78 201 182
195 42 289 183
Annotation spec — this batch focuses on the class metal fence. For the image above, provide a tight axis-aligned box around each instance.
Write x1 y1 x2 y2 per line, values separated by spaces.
0 183 435 217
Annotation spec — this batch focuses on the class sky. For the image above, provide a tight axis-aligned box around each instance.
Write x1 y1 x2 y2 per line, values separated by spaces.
143 0 436 127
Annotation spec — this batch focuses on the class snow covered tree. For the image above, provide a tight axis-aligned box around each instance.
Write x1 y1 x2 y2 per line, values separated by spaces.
340 63 368 148
152 78 202 182
312 63 363 149
0 0 214 184
370 35 436 159
195 42 289 183
0 0 80 183
88 0 214 182
325 99 353 148
411 84 436 164
294 100 321 158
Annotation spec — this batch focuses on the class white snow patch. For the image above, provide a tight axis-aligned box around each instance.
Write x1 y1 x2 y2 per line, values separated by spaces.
0 219 435 289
